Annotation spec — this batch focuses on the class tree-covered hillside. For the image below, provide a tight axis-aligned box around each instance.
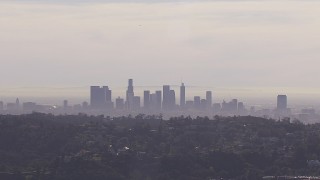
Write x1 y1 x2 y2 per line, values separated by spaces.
0 113 320 180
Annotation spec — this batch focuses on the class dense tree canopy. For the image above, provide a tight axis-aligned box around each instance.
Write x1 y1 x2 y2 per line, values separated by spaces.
0 113 319 180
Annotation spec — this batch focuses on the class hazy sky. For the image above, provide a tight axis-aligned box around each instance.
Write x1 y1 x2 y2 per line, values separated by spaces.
1 0 320 102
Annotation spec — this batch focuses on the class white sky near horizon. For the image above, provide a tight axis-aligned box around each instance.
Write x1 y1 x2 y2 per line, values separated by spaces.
0 0 320 106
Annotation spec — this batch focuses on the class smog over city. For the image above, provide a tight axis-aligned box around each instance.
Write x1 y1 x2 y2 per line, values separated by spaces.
1 0 320 179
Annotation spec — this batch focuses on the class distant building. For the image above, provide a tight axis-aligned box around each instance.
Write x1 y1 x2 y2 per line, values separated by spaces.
231 99 238 112
0 101 3 111
150 93 157 110
90 86 103 108
133 96 141 110
238 102 245 114
180 83 185 108
90 86 112 109
144 90 150 109
155 91 162 110
148 91 162 111
201 99 207 110
169 90 176 109
221 99 238 113
277 95 287 110
238 102 244 111
116 97 125 110
126 79 134 110
194 96 201 110
162 85 170 110
206 91 212 110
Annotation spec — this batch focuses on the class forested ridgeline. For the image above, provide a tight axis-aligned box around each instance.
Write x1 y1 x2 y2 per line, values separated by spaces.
0 113 320 180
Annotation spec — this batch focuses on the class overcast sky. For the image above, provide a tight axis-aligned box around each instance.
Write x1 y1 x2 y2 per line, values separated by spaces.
0 0 320 102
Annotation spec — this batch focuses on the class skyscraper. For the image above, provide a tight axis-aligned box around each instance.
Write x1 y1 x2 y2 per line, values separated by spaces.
90 86 112 109
116 97 124 110
277 95 287 110
194 96 201 110
180 83 185 108
206 91 212 110
231 99 238 112
201 99 207 110
144 90 150 109
169 90 176 109
105 87 114 109
150 93 157 110
105 87 112 102
133 96 141 110
0 101 3 111
162 85 170 110
126 79 134 110
155 90 162 110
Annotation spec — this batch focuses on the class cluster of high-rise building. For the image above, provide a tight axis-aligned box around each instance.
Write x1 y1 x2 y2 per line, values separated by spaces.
0 79 319 122
88 80 314 120
89 79 217 113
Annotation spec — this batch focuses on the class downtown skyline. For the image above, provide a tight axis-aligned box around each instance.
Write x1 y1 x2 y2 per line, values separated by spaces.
0 78 319 123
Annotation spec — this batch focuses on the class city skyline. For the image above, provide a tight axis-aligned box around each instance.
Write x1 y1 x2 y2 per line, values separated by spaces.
1 78 319 123
1 84 320 108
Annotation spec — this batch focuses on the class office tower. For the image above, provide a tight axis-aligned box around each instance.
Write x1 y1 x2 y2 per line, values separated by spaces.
116 97 125 110
277 95 287 110
180 83 185 108
194 96 201 109
63 100 68 109
206 91 212 109
156 91 162 110
231 99 238 112
221 100 227 112
105 87 112 102
201 99 207 110
90 86 102 108
90 86 112 109
0 101 3 111
238 102 245 114
126 79 134 110
162 85 170 110
144 90 150 109
105 87 114 109
150 93 157 110
169 90 176 109
133 96 141 110
238 102 244 110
